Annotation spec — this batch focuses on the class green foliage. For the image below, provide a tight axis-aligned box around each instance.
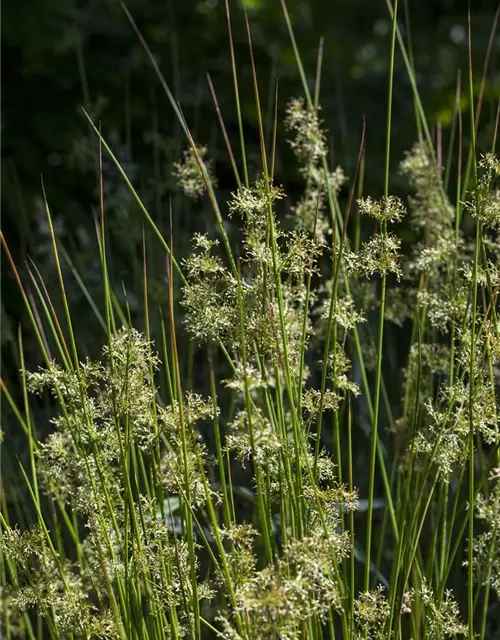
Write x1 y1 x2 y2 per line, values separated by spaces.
2 1 500 639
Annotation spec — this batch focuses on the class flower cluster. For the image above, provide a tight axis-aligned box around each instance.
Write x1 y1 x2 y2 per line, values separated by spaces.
472 476 500 598
285 97 327 167
172 144 216 200
357 195 406 224
354 586 391 639
400 141 455 238
220 529 348 639
419 581 467 639
285 97 347 242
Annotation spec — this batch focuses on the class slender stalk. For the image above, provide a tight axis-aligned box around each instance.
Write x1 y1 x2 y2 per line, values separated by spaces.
466 11 479 638
365 0 398 592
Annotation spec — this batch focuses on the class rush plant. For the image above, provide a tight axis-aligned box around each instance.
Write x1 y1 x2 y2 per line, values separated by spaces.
1 1 499 639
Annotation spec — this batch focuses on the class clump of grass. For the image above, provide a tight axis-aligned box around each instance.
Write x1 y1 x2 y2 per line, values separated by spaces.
1 1 500 639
